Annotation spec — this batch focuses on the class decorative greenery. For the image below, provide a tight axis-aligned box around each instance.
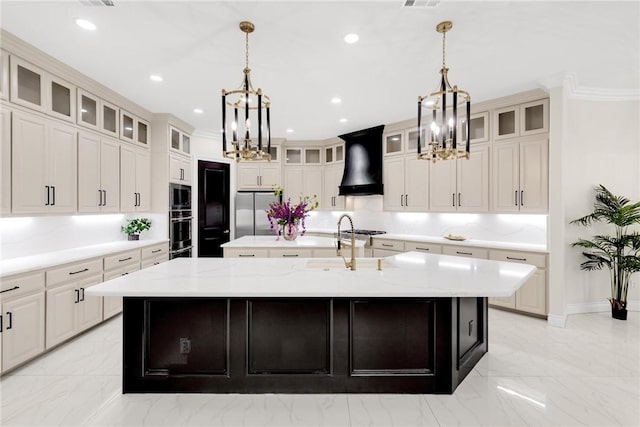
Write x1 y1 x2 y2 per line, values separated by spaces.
266 186 318 237
121 218 152 236
570 185 640 312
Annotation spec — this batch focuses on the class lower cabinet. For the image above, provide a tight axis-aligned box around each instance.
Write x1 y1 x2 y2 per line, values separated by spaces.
372 238 405 258
103 263 140 320
442 246 488 259
488 250 547 316
45 273 103 349
1 271 46 373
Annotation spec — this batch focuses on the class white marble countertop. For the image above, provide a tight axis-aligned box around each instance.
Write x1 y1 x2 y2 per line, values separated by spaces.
85 251 536 298
305 229 547 253
221 235 365 249
0 240 170 278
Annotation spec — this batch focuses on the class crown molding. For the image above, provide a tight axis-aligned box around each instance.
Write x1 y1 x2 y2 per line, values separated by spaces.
541 72 639 101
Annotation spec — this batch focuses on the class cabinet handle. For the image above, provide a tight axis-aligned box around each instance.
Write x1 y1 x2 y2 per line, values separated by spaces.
0 286 20 294
0 314 2 332
456 251 473 256
98 189 102 206
400 195 404 207
121 272 129 276
382 243 393 248
506 256 527 261
515 191 519 206
104 190 107 206
45 185 50 206
458 193 461 207
520 190 524 206
152 249 162 253
6 312 12 330
452 193 456 207
52 186 56 205
153 262 159 265
257 176 260 186
119 256 132 262
415 247 430 251
239 254 255 257
74 289 80 304
69 268 89 275
282 254 299 257
80 287 85 302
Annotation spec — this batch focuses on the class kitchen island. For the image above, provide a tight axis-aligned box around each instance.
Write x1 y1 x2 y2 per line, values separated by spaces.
86 252 535 394
220 235 365 258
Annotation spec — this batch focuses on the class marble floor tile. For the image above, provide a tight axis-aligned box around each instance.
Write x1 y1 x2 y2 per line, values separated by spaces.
1 308 638 427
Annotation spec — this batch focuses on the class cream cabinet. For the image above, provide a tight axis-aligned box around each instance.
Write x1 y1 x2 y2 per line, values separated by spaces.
460 112 489 145
0 50 8 100
372 238 405 258
120 145 150 212
237 163 281 190
284 147 322 165
77 89 121 138
1 107 10 214
0 272 45 373
324 143 344 165
223 248 269 258
140 243 170 269
492 138 548 213
323 164 345 210
442 245 488 259
493 99 548 141
78 131 120 213
382 130 405 156
429 145 489 212
169 153 192 185
169 125 191 155
47 75 76 123
269 248 314 258
119 110 149 147
283 166 322 206
45 258 103 349
404 241 442 254
488 250 547 316
11 111 77 214
10 56 46 112
383 156 428 212
103 249 141 319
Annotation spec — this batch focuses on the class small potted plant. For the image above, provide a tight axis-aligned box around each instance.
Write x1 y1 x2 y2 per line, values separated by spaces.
571 185 640 320
122 218 152 241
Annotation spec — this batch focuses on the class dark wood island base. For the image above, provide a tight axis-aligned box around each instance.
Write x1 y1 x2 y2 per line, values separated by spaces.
123 297 487 394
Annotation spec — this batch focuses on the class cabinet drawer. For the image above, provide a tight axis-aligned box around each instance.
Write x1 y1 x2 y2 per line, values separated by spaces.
0 271 45 302
104 264 140 281
46 259 103 288
141 243 168 260
104 250 140 271
141 255 169 269
269 249 313 258
224 248 269 258
372 239 405 251
489 250 546 268
442 246 488 259
404 242 442 254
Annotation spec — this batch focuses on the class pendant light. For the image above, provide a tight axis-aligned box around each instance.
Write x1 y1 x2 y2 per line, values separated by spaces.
417 21 471 162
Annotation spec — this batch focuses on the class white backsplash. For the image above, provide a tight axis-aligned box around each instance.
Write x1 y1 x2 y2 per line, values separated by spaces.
0 213 168 260
305 195 547 246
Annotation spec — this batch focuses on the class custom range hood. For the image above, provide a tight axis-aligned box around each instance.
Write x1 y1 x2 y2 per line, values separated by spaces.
338 125 384 196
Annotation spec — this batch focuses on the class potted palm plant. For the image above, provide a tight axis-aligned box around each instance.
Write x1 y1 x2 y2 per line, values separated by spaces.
122 218 152 241
571 185 640 320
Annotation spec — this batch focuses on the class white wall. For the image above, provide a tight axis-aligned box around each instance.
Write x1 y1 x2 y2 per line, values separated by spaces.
0 213 167 260
561 98 640 310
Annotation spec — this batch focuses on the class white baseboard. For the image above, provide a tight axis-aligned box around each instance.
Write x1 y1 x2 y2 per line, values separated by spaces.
566 299 640 315
546 313 567 328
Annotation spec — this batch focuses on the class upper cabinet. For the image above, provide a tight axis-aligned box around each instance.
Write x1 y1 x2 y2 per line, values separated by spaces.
48 76 76 123
383 130 405 156
0 50 8 100
1 107 11 214
77 89 99 131
284 147 321 165
493 99 548 141
10 56 46 112
119 109 149 148
101 99 120 138
169 126 191 155
460 112 489 145
324 142 344 164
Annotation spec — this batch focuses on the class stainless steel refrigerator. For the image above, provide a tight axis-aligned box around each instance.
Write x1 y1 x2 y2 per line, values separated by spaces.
235 192 280 238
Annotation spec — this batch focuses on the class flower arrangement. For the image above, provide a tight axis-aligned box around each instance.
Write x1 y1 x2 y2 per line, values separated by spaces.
266 186 318 239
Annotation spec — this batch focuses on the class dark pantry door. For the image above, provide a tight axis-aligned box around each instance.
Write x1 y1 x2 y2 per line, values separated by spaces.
198 161 230 257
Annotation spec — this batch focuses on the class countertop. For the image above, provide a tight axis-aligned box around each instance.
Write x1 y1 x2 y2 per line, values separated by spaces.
305 229 547 253
220 235 365 249
0 240 170 278
85 251 536 298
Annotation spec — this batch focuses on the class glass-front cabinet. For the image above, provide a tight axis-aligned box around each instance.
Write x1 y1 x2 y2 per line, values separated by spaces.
285 148 302 164
48 76 75 123
120 110 135 143
77 89 99 130
137 119 149 146
493 99 548 141
405 127 427 154
460 112 489 145
325 143 344 164
10 56 46 112
383 131 404 156
169 126 191 155
284 147 321 165
101 100 119 138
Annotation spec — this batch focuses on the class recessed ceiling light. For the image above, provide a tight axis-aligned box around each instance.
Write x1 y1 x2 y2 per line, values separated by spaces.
331 97 342 104
286 129 294 133
149 74 163 82
75 18 97 31
339 118 348 123
193 108 204 114
344 33 359 44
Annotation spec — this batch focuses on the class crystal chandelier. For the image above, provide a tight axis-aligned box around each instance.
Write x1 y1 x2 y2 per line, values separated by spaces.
221 21 271 162
417 21 471 162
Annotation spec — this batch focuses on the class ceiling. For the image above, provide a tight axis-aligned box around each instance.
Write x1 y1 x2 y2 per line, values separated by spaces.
1 1 638 140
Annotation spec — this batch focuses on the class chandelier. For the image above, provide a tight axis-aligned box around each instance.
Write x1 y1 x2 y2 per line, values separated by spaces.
221 21 271 162
417 21 471 162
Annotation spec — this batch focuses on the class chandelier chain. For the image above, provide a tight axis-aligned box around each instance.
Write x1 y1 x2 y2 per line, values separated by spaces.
245 31 250 69
441 30 446 69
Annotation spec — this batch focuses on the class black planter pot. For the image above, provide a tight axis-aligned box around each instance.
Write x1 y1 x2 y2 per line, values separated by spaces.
128 234 140 241
611 305 628 320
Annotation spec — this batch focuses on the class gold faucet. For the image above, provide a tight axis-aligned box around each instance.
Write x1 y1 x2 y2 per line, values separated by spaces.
336 214 356 271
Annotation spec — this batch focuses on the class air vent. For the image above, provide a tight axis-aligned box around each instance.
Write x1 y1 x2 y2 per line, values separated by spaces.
79 0 114 6
402 0 440 7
